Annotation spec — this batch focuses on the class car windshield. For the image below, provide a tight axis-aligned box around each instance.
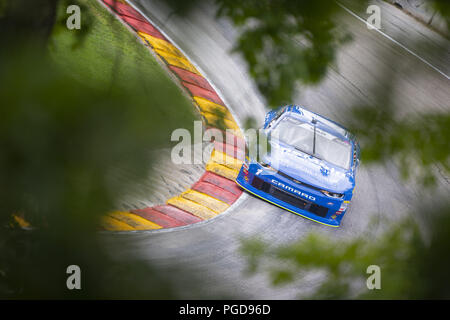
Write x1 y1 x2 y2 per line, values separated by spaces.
270 115 351 170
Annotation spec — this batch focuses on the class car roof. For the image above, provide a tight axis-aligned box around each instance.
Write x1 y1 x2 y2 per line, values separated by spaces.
279 105 352 143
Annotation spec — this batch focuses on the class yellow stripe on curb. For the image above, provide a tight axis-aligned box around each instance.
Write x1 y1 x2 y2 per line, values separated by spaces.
181 189 229 213
193 96 233 120
201 112 240 131
206 160 240 180
138 32 184 58
210 149 243 171
108 211 162 230
167 196 217 220
154 50 201 75
100 215 136 231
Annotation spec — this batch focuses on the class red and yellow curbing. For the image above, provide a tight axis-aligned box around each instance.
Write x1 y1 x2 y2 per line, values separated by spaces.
99 0 244 231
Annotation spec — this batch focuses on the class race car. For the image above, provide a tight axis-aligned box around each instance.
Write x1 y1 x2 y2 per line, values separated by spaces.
235 105 360 227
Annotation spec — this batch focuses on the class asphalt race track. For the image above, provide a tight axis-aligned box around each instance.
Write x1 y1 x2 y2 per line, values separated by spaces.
101 0 450 298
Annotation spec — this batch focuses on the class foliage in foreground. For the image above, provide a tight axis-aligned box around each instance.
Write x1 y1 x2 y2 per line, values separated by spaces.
241 203 450 299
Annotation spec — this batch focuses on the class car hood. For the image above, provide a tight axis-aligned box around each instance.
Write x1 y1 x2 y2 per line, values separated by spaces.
263 143 354 193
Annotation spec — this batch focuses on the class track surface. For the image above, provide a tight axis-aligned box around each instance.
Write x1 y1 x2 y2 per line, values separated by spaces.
102 0 450 298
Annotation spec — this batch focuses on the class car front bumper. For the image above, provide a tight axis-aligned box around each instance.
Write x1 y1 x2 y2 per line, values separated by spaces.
235 163 348 227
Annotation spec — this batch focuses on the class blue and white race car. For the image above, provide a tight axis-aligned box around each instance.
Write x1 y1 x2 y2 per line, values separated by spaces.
236 105 360 227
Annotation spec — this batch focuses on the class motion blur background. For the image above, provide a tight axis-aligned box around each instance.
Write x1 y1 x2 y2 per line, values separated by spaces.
0 0 449 298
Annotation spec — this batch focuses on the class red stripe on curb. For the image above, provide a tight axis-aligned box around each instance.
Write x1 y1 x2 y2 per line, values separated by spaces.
169 66 215 92
132 207 186 228
183 82 224 106
199 172 243 196
213 141 245 160
192 181 240 205
120 16 166 40
152 205 203 224
102 0 146 22
209 131 246 151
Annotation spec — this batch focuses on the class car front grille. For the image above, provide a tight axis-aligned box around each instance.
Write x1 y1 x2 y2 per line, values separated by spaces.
276 170 344 199
251 177 329 218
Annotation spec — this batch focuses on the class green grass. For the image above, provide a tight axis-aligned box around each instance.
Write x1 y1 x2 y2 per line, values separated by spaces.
48 0 198 143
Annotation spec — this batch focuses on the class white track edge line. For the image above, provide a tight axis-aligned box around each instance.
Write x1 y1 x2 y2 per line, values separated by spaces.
337 1 450 81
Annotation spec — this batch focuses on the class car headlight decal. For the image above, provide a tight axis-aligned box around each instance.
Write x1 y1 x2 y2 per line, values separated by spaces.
321 190 344 199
